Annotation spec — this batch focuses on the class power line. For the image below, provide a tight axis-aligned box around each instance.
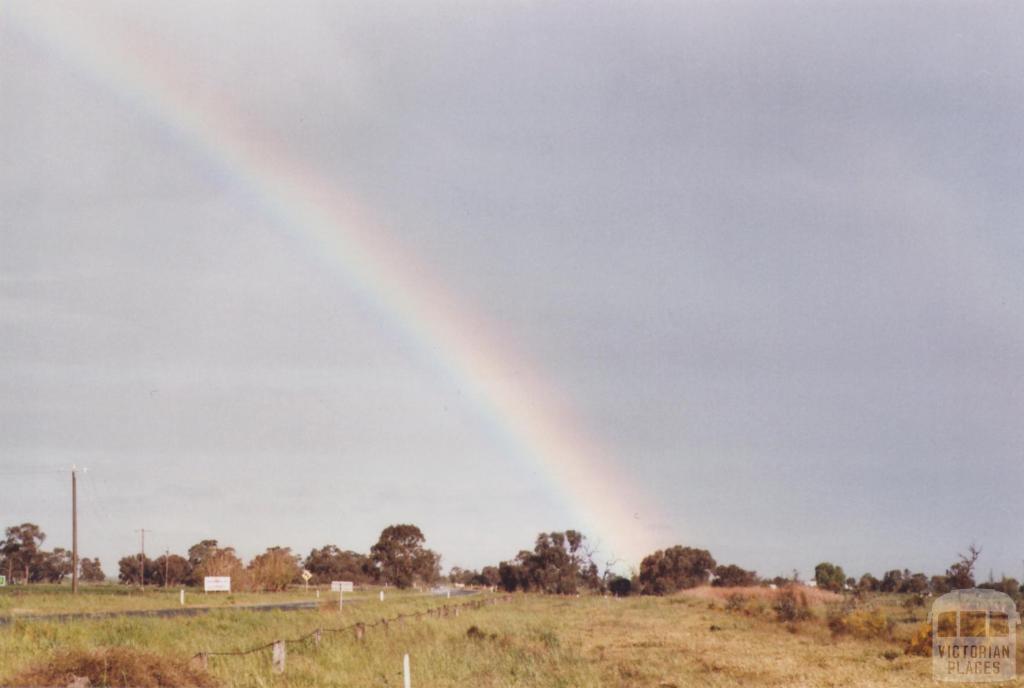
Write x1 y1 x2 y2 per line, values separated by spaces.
0 467 67 476
81 470 114 531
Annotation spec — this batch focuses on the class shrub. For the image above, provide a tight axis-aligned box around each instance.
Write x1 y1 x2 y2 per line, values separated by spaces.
608 576 632 597
845 609 893 640
773 587 812 622
8 646 217 688
826 600 854 635
905 622 932 656
902 594 926 611
466 625 497 641
748 599 769 617
827 601 893 640
725 593 747 613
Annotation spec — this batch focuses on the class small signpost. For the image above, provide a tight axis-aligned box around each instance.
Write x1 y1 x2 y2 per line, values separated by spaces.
301 569 312 591
204 576 231 593
331 581 353 610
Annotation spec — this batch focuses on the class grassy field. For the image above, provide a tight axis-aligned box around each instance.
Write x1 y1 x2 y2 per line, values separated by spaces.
0 584 390 618
2 586 1023 687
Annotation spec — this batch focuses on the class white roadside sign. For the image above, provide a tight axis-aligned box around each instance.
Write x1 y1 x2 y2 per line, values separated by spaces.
331 581 354 592
204 576 231 592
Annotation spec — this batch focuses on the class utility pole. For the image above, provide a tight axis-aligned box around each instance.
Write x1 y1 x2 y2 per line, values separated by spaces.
135 529 148 590
71 466 78 595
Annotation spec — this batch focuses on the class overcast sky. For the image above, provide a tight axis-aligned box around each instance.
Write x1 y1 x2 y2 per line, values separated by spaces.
3 1 1024 582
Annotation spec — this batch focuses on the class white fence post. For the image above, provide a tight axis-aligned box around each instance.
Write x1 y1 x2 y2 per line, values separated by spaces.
403 653 411 688
272 640 286 674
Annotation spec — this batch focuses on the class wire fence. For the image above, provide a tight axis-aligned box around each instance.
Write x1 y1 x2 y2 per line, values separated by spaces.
189 594 515 673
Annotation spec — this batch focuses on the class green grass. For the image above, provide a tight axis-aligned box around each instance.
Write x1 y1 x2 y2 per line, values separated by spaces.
0 584 401 618
1 594 591 687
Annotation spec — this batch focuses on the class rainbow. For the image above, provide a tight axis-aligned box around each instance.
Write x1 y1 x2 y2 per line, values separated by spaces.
8 4 668 566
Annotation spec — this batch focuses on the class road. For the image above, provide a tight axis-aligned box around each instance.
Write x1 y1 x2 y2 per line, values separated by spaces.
0 588 479 625
0 600 321 625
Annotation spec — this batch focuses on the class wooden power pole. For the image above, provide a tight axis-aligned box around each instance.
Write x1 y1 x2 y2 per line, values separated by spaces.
136 528 148 590
71 466 78 595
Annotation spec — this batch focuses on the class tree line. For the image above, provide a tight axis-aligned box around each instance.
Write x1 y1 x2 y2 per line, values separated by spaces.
812 544 1024 599
6 521 1015 601
484 538 1019 599
1 522 442 592
115 524 443 591
1 523 104 584
483 533 751 597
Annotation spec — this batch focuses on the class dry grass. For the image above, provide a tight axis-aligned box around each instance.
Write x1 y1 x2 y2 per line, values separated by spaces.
682 584 841 605
6 646 217 687
3 590 1023 687
576 594 935 687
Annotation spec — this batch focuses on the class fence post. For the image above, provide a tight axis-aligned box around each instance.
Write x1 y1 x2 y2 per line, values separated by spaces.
355 623 365 641
272 641 286 674
314 628 322 648
453 606 460 617
381 618 389 632
403 653 411 688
